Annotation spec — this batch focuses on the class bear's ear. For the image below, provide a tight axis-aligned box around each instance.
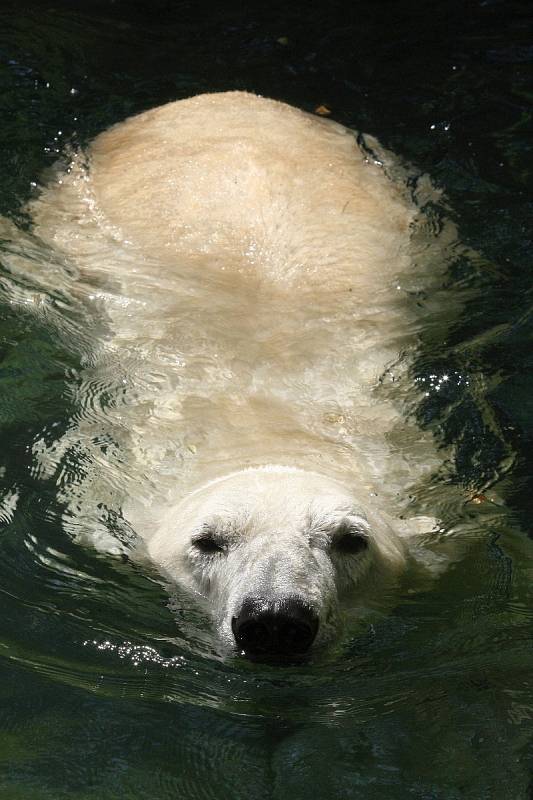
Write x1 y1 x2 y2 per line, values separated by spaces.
396 515 441 538
398 516 476 580
394 516 447 577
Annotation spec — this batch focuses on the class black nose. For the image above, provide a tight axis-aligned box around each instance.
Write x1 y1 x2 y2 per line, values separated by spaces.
232 596 319 659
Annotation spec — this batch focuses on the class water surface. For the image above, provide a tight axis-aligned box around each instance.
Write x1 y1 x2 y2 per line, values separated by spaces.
0 1 532 798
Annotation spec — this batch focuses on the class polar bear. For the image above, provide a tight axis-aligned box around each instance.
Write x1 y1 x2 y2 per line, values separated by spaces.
9 91 454 659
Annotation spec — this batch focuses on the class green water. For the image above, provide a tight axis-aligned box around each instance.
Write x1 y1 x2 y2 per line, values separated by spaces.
0 1 532 798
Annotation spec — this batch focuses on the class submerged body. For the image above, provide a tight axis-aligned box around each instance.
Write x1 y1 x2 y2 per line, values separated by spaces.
25 92 445 657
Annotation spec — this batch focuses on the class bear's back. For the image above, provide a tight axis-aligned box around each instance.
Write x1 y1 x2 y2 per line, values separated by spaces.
14 91 452 556
78 91 413 291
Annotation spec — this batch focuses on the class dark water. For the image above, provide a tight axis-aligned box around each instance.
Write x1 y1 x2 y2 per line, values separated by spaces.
0 1 532 798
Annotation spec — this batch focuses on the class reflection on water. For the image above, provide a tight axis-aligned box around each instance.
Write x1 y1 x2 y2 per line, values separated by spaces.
0 1 532 798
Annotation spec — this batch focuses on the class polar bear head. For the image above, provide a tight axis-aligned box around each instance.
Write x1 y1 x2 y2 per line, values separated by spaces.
148 466 407 660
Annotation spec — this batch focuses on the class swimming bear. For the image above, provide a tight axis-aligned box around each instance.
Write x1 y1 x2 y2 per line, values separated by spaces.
23 91 449 659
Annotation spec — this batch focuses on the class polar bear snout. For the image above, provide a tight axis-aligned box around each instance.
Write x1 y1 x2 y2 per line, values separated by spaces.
148 467 407 656
231 595 319 660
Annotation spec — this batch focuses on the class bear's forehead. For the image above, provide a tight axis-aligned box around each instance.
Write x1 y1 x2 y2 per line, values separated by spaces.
199 486 356 518
196 494 362 536
194 468 354 501
176 468 363 535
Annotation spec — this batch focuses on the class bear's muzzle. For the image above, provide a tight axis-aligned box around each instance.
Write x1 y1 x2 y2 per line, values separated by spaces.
231 595 319 660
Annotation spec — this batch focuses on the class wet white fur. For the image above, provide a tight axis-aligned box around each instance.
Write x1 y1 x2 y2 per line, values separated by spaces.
151 465 407 646
7 92 454 644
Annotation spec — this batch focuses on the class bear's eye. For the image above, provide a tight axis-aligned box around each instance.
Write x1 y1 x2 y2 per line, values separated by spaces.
192 535 225 555
333 528 369 555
